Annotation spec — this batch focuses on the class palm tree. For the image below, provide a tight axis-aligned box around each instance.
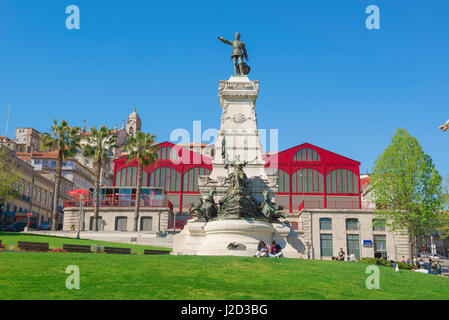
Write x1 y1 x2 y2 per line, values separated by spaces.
41 120 81 231
124 131 158 231
82 125 117 231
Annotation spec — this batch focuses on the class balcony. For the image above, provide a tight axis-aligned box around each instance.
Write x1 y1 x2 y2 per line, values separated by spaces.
297 199 360 212
64 194 173 211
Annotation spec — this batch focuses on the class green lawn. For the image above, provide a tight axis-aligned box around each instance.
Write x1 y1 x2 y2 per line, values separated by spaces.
0 232 171 254
1 250 449 299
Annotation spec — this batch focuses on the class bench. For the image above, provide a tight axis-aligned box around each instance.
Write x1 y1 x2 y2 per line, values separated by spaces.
18 241 49 252
144 249 171 255
104 247 131 255
63 244 92 253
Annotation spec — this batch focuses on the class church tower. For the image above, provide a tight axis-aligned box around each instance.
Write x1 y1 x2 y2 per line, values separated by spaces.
126 107 142 137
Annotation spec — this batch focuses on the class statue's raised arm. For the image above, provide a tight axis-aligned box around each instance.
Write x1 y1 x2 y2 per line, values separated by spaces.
217 36 232 45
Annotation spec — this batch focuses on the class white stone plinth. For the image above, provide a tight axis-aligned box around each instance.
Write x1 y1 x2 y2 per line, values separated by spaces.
172 221 207 255
209 75 267 181
199 75 277 204
196 219 274 256
172 218 306 258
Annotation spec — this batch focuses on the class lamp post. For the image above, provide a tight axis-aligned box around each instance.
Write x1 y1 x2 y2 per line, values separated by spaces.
76 194 84 239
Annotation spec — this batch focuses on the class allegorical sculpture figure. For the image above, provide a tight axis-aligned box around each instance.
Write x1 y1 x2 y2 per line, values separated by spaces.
217 32 250 75
259 190 285 220
189 139 284 221
225 159 249 196
189 187 218 222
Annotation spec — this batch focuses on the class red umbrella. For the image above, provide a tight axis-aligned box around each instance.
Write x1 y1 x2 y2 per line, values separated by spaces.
68 189 89 200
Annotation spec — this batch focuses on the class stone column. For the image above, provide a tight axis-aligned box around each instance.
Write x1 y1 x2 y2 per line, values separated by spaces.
199 75 277 203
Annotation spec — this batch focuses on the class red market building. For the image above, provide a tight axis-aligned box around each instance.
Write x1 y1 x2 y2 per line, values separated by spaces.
112 141 361 214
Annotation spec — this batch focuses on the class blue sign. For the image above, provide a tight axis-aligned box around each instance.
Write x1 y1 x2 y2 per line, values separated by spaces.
363 240 373 247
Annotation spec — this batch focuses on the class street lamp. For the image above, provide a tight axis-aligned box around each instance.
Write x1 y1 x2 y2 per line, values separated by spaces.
68 189 88 238
76 194 84 239
439 119 449 132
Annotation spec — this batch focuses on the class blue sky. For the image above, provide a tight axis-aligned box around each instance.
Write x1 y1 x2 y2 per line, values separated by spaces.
0 0 448 176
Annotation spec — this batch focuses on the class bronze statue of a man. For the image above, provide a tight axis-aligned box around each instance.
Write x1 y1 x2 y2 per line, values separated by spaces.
217 32 250 75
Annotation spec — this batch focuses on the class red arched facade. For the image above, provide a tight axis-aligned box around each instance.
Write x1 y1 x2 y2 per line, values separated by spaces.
113 141 213 212
264 143 361 212
113 141 361 213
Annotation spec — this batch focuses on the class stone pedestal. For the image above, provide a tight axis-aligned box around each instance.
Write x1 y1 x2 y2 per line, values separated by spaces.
172 218 306 258
172 221 207 255
197 219 274 256
199 75 277 204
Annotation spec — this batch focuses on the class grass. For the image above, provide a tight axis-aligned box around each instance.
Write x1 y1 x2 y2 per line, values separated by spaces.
0 232 171 254
1 232 449 300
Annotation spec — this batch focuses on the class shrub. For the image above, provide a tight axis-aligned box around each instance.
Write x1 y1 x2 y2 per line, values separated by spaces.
360 258 414 270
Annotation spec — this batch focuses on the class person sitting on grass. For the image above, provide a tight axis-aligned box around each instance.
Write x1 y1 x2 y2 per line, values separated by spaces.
255 241 268 257
267 240 283 258
349 250 356 262
336 248 345 261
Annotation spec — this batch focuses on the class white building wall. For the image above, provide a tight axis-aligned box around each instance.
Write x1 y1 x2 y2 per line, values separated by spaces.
287 209 410 261
63 206 171 232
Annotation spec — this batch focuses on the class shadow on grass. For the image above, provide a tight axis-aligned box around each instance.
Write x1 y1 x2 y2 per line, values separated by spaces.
0 231 172 253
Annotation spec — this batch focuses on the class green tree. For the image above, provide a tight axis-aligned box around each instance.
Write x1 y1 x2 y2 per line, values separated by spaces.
0 147 22 212
41 120 81 231
371 128 445 264
436 174 449 239
124 131 158 231
82 125 117 231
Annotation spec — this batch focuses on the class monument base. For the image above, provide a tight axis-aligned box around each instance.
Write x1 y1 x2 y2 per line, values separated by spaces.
172 218 306 258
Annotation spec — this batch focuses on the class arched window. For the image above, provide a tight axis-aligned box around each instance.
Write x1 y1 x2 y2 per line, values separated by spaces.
293 148 321 161
278 169 289 193
325 169 359 194
157 146 179 161
292 169 323 194
149 167 181 192
114 166 148 187
183 167 211 192
141 170 148 187
114 167 135 186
